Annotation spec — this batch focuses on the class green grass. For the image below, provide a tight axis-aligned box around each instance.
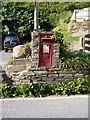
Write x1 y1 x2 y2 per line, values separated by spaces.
53 20 79 43
64 35 79 42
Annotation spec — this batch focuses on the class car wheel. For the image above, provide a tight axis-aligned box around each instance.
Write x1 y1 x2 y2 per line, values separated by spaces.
5 49 8 52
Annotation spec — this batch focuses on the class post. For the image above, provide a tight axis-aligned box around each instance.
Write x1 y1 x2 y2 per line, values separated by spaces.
34 0 38 31
83 36 85 53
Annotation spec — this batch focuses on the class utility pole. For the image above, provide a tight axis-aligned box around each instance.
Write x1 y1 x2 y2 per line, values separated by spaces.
34 0 38 31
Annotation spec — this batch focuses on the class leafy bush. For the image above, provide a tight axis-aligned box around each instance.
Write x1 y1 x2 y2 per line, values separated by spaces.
0 77 89 98
61 57 90 70
1 85 21 98
60 50 90 70
21 83 46 97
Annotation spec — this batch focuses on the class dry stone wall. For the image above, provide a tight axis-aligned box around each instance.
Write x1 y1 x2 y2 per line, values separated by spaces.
1 64 90 86
68 20 90 34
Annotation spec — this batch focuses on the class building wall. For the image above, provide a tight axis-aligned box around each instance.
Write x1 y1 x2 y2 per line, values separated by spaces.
71 8 90 22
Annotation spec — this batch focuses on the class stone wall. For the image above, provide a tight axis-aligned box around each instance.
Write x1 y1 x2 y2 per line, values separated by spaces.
68 20 90 35
1 64 90 86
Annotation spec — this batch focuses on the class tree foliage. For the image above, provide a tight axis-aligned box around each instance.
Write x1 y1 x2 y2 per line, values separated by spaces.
2 2 34 42
2 2 90 42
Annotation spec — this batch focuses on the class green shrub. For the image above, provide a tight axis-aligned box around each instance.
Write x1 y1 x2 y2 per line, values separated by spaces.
61 51 90 70
21 83 52 97
0 77 89 98
1 85 21 98
61 57 90 70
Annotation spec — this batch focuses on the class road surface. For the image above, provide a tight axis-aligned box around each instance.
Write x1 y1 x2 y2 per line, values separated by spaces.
0 51 13 68
0 95 88 119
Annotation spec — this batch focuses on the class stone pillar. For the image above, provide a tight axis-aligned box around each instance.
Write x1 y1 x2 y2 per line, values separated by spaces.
31 31 61 69
52 43 61 68
31 31 40 68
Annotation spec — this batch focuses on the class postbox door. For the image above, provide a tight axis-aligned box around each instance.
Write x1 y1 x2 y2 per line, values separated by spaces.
39 41 53 68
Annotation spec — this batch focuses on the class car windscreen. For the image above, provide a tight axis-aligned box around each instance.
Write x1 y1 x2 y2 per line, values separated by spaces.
5 36 18 42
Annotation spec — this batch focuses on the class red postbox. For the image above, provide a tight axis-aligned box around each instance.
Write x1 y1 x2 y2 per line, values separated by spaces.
39 33 54 68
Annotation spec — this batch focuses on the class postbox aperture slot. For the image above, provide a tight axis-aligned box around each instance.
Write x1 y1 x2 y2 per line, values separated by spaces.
42 39 51 41
41 38 52 42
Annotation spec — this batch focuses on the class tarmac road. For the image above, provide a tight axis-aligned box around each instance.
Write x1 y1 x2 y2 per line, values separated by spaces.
0 50 13 68
0 95 89 119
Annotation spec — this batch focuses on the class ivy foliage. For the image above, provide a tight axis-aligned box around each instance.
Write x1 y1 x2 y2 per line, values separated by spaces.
0 77 89 98
52 30 69 57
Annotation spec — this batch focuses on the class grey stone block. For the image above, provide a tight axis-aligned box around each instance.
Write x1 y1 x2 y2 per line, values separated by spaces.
31 76 41 81
33 70 48 75
36 74 48 77
42 77 54 81
54 78 64 82
0 74 3 83
46 81 58 85
13 58 31 65
63 74 73 78
74 73 84 78
48 74 59 77
7 65 26 73
64 78 74 82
